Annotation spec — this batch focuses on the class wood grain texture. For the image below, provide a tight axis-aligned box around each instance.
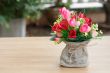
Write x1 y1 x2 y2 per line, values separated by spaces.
0 36 110 73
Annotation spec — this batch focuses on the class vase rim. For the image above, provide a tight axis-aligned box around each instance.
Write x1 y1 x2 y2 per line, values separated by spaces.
64 40 90 45
64 40 90 43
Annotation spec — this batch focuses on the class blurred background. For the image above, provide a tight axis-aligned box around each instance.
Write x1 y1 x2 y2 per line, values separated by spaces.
0 0 110 37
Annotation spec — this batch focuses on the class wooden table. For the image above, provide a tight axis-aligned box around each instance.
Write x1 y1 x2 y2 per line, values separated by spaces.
0 36 110 73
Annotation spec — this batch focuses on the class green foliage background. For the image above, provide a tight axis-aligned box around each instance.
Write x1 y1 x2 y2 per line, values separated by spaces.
0 0 53 28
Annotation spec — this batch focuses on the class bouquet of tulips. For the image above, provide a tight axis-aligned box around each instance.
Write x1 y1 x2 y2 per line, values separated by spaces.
51 7 102 44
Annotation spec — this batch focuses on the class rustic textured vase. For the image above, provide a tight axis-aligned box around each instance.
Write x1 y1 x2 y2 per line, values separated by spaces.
60 41 89 67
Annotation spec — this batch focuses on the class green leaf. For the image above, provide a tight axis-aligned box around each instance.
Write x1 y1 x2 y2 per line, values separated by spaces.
50 35 56 41
68 26 73 30
50 32 56 36
79 18 84 25
62 30 68 38
92 24 98 30
0 15 10 29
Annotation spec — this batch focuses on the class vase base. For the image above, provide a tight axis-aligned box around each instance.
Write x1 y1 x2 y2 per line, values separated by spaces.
60 63 88 68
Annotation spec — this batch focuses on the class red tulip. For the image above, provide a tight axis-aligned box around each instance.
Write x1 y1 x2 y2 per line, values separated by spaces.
78 13 86 18
85 17 92 26
52 23 61 32
68 30 77 38
59 19 68 30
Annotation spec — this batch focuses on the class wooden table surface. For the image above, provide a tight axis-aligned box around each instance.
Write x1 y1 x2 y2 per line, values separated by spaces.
0 36 110 73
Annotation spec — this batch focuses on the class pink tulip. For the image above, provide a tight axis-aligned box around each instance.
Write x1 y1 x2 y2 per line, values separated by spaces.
68 18 76 27
80 23 91 33
56 32 62 38
59 7 70 20
54 38 61 43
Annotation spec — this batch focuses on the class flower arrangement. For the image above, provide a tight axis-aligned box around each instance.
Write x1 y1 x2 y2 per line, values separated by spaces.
51 7 102 44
